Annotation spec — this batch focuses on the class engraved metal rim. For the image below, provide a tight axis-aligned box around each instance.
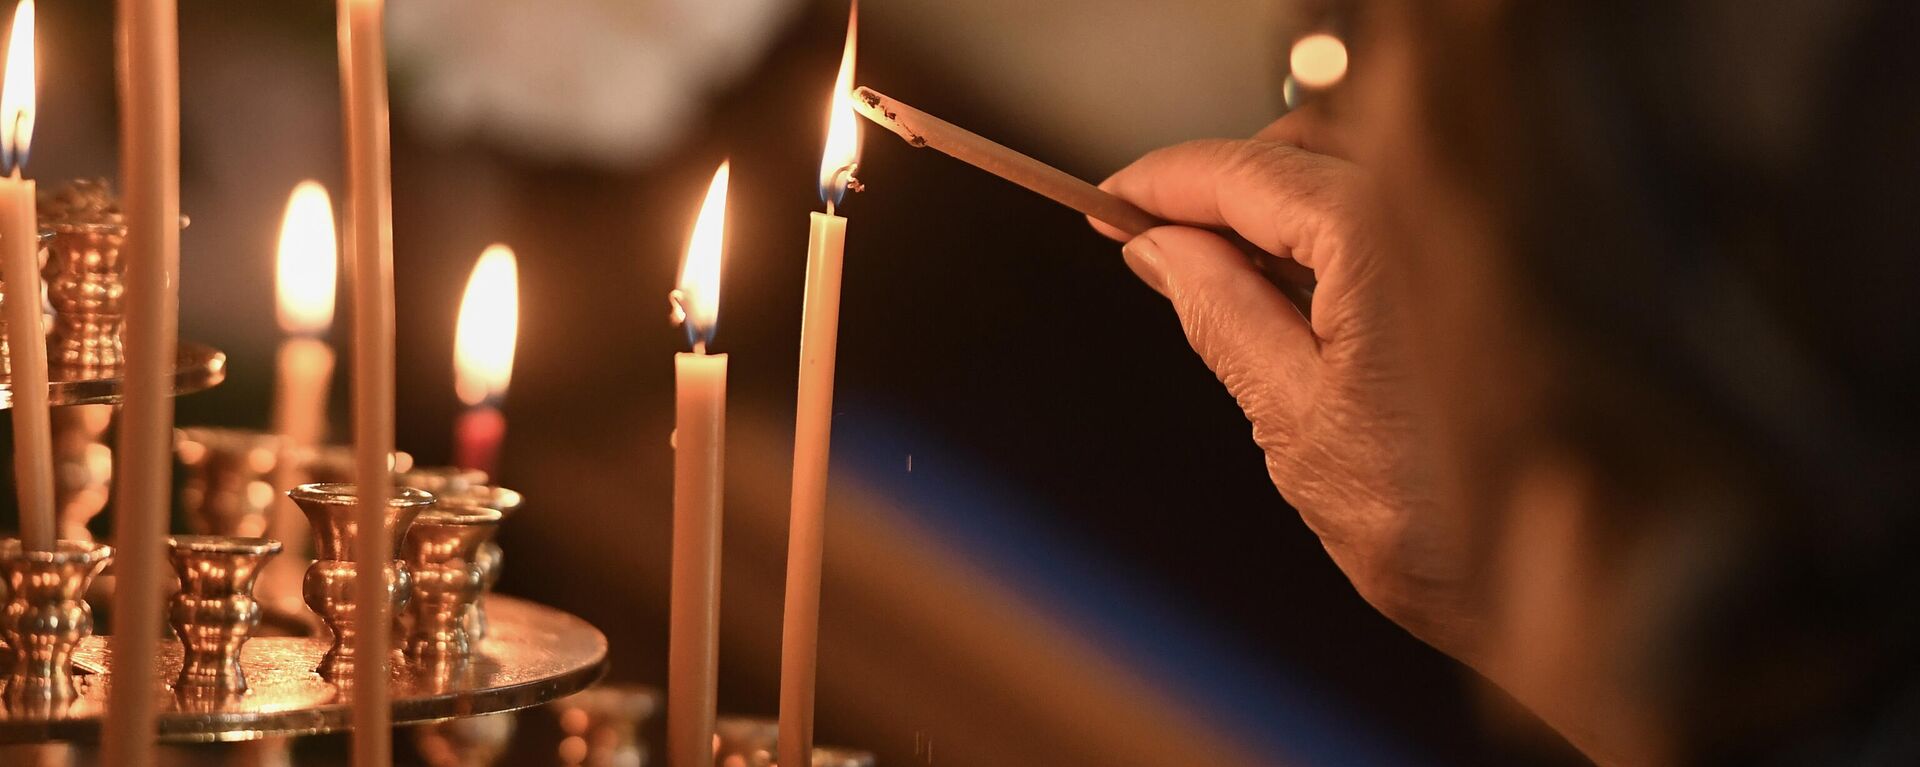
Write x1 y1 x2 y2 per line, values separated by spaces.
288 482 437 508
413 505 504 526
0 539 113 564
166 536 284 556
0 342 227 409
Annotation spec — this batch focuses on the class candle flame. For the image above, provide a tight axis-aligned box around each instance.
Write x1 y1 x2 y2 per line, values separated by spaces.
673 162 729 349
817 0 859 205
0 0 33 174
454 244 519 406
276 181 339 335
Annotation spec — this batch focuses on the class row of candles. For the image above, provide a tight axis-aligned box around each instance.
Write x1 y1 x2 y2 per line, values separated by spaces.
0 0 857 764
670 8 864 767
0 0 516 765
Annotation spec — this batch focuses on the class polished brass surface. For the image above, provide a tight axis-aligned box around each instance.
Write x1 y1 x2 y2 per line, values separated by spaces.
402 506 502 664
422 482 523 641
39 222 126 373
288 483 434 681
0 540 112 716
168 536 281 695
713 716 875 767
0 595 606 744
0 341 225 409
175 428 286 538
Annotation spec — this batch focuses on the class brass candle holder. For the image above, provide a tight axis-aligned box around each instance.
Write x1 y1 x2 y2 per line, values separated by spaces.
402 504 502 664
175 427 286 538
0 539 111 714
401 467 522 640
167 536 281 694
713 716 875 767
288 482 434 681
36 179 127 374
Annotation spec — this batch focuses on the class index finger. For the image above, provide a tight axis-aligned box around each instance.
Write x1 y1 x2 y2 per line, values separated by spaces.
1098 138 1359 273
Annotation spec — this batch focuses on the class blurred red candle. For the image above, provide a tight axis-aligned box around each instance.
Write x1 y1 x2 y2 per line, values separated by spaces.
452 244 517 476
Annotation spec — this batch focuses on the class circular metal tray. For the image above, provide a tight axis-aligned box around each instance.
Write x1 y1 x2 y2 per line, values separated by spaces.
0 595 608 743
0 341 227 409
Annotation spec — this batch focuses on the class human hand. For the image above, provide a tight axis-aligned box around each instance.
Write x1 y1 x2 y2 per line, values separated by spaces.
1095 113 1482 661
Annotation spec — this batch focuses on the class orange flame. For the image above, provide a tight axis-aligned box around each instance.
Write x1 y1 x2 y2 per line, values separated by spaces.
817 0 859 204
454 244 519 406
275 181 339 335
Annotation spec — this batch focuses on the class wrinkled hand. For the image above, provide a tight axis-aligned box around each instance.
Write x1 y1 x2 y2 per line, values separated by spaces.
1096 113 1480 661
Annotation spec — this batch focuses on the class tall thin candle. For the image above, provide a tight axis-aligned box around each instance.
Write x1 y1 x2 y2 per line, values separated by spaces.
0 0 50 552
779 6 858 765
338 0 398 763
104 0 180 760
667 162 730 767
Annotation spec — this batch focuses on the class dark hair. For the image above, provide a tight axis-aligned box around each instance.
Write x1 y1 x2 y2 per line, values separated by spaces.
1396 0 1920 761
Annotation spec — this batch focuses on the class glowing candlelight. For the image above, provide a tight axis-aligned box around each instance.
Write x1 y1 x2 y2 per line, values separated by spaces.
780 6 858 765
275 181 338 338
452 244 517 475
0 0 52 552
264 181 339 623
668 162 730 767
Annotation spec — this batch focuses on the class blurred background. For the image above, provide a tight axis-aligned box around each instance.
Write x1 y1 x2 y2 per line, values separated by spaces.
8 0 1586 764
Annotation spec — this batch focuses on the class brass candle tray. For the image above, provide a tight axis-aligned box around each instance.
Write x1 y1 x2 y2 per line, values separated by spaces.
0 595 606 744
0 341 226 409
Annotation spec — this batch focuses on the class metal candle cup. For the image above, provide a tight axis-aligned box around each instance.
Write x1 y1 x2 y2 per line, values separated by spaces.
167 536 281 694
0 539 111 713
287 482 433 681
402 504 501 663
175 427 286 538
401 469 521 640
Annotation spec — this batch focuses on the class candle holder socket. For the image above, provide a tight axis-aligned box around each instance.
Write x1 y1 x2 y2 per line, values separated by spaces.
0 539 112 714
410 478 522 641
167 535 282 694
176 427 286 538
402 504 502 664
288 482 434 681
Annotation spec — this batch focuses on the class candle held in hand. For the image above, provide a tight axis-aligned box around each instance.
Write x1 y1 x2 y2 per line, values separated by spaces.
452 244 517 476
780 6 858 767
0 0 51 552
668 162 730 767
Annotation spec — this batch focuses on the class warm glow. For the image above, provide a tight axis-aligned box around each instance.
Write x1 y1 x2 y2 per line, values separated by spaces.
275 181 339 335
817 0 859 204
674 162 729 348
0 0 33 173
1290 33 1348 89
454 244 519 406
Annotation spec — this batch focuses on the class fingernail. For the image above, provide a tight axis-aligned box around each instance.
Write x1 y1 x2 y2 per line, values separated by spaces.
1122 236 1169 298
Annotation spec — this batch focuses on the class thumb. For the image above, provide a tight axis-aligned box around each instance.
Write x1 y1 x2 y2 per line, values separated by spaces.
1124 226 1320 418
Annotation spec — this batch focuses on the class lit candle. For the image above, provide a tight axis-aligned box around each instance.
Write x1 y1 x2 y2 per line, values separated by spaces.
668 162 729 767
0 0 51 552
263 180 338 616
779 6 859 766
338 0 398 763
105 0 181 760
452 244 517 477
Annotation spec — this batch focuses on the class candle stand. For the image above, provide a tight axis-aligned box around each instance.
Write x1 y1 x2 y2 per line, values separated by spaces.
0 186 611 753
